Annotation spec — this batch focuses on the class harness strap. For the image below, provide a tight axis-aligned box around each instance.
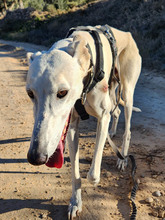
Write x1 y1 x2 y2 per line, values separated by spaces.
98 25 118 86
80 30 105 105
66 26 105 98
97 25 121 115
66 25 118 120
66 26 105 120
87 30 104 91
66 25 118 89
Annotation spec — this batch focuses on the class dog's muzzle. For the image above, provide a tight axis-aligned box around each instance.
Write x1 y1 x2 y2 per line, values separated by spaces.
27 113 71 168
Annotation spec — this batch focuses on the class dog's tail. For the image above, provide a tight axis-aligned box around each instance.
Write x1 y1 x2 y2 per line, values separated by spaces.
119 98 141 112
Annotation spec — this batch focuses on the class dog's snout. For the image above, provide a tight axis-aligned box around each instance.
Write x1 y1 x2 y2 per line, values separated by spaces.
27 147 48 166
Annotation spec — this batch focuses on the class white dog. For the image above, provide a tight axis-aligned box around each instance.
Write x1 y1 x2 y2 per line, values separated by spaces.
26 25 141 219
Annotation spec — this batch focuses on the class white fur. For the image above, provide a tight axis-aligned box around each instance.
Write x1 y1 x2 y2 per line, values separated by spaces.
26 25 142 219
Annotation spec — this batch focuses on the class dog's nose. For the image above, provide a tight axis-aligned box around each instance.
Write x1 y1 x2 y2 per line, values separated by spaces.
27 150 48 166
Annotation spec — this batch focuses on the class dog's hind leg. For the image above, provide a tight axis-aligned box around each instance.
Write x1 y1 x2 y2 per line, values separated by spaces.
87 110 110 185
109 81 121 138
67 110 82 219
117 46 141 170
110 106 121 138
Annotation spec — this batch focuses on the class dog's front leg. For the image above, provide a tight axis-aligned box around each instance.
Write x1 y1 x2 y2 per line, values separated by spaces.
67 110 82 219
87 111 110 185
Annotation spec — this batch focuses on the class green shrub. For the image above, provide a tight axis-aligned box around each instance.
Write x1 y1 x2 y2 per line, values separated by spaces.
44 4 57 13
57 0 67 10
23 0 45 11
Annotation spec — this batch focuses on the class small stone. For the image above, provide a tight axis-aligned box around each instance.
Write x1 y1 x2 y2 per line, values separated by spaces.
39 213 47 219
145 197 153 203
42 213 47 218
49 197 54 201
56 174 61 178
158 210 164 218
86 156 92 162
151 211 158 217
14 188 18 193
137 179 141 184
105 172 111 178
152 174 157 179
153 190 161 197
140 173 145 178
152 202 157 208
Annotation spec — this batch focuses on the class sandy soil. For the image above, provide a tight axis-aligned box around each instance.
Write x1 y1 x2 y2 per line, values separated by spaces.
0 42 165 220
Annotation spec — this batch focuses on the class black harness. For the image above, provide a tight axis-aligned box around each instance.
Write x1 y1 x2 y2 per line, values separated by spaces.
66 25 118 120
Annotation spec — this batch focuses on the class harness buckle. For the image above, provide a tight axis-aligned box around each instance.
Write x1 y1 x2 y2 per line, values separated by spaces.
81 92 87 105
96 69 105 82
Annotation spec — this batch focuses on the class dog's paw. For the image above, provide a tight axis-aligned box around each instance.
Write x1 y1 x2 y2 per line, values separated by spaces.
87 170 100 185
117 158 128 171
68 198 82 220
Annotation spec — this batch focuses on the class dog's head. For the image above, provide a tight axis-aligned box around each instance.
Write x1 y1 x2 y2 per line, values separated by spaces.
26 38 90 167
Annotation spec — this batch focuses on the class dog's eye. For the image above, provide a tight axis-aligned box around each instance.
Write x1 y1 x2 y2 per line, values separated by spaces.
57 90 68 99
27 90 34 99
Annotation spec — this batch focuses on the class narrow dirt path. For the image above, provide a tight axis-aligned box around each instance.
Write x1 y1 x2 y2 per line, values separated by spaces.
0 43 165 220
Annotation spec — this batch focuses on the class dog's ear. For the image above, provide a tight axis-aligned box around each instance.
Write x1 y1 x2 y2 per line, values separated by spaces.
74 40 90 72
68 36 90 72
26 51 42 65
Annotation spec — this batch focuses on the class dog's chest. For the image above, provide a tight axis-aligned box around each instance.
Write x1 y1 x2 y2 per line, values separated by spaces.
84 81 110 118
